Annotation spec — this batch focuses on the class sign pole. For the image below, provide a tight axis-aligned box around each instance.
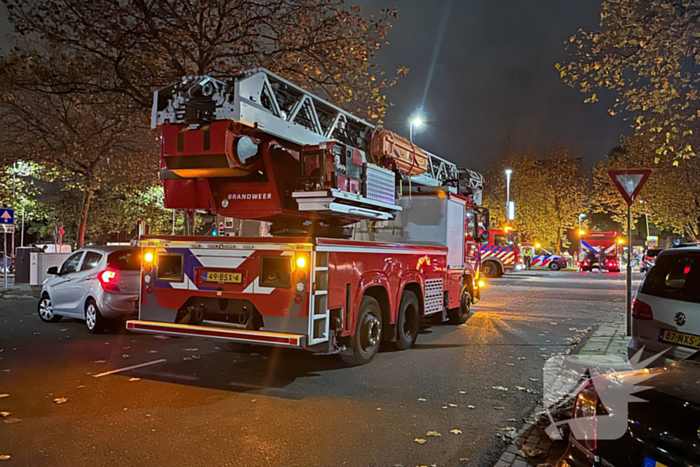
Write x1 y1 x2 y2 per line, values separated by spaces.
4 230 7 290
626 203 632 336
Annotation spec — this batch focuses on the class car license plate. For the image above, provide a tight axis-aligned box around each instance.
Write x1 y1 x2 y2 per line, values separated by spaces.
658 329 700 349
643 457 668 467
203 271 242 284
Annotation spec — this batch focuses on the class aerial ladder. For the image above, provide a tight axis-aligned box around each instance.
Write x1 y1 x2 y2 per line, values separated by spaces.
152 68 484 233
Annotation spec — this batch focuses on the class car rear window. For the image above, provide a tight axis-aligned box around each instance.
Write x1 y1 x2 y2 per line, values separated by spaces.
646 249 663 257
640 253 700 303
107 249 141 271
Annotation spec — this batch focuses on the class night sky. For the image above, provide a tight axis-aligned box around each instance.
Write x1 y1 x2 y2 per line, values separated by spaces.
0 1 630 171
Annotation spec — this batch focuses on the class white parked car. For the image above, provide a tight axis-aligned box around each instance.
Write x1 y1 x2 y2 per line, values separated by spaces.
628 247 700 364
38 246 141 333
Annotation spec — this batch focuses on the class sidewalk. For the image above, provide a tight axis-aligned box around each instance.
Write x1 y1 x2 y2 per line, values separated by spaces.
491 313 630 467
0 283 43 299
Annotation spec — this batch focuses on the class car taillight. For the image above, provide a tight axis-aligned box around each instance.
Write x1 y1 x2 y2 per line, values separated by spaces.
632 299 653 320
98 269 120 293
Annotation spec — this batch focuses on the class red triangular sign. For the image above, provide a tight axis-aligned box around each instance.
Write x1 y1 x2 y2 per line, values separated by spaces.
607 169 652 206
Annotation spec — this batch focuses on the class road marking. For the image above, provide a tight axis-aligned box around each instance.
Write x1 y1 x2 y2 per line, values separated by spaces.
92 359 167 378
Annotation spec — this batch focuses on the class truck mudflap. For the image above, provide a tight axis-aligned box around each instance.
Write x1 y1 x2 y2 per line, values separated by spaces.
126 320 306 348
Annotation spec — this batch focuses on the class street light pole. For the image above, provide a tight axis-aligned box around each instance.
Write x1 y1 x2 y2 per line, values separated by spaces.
409 117 423 144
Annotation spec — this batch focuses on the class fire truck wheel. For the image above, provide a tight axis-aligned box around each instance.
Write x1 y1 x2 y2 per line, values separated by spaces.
549 261 561 271
396 291 420 350
448 290 471 325
341 295 383 365
482 261 500 278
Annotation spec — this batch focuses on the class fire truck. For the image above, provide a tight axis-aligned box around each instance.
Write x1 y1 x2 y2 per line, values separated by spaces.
478 228 523 277
578 231 621 272
125 69 486 365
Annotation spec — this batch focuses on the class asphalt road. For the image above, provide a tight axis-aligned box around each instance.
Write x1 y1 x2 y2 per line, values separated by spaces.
0 270 637 467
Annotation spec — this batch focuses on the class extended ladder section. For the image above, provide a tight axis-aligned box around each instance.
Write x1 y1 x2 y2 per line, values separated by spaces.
152 69 484 204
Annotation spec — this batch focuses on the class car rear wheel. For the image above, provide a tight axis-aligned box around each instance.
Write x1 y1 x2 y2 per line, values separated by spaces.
85 298 107 334
341 295 383 365
38 295 61 323
549 261 561 271
396 291 420 350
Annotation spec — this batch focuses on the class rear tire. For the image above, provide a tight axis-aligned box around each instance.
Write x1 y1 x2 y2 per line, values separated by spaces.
38 295 61 323
482 261 500 278
396 291 420 350
85 298 107 334
549 261 561 271
341 295 383 365
448 289 471 325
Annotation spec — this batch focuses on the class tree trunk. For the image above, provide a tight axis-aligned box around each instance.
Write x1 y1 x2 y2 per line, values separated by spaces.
77 188 94 248
556 227 562 255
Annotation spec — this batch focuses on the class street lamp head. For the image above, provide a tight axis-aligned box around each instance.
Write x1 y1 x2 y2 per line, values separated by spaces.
505 169 512 176
579 213 586 219
411 117 423 127
578 229 586 236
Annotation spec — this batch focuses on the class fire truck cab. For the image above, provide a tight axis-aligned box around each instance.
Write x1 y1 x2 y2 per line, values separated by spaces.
478 229 523 277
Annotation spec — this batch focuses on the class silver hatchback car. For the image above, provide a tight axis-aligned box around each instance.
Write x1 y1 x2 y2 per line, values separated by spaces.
38 246 141 333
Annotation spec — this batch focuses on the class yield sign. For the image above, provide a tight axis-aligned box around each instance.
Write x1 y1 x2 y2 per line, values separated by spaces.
608 169 652 206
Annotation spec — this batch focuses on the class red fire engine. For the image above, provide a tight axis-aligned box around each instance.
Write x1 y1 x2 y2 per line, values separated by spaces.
478 228 523 277
126 69 486 364
578 231 621 272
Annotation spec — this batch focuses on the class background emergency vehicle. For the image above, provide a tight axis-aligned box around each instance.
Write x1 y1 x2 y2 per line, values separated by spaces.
478 228 523 277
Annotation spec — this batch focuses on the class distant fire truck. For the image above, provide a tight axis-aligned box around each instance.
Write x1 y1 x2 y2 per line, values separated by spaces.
126 69 486 365
478 228 523 277
578 231 621 272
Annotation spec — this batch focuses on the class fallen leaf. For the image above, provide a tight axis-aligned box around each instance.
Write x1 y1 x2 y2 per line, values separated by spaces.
549 322 557 325
122 355 129 359
426 431 441 437
149 350 158 354
417 398 427 402
516 386 526 391
78 385 85 389
376 407 381 411
493 406 505 410
442 405 448 409
518 445 544 458
94 360 106 364
492 386 508 391
508 418 516 422
53 397 68 404
251 399 257 403
458 390 466 394
495 426 517 440
185 348 199 352
0 412 9 417
506 363 515 366
0 454 10 460
450 429 463 435
467 404 475 409
0 395 8 399
128 377 140 382
448 403 458 407
530 378 539 382
3 418 21 424
413 438 427 445
122 346 131 350
153 335 171 340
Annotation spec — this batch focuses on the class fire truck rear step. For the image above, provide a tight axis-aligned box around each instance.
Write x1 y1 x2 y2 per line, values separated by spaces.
126 320 305 347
